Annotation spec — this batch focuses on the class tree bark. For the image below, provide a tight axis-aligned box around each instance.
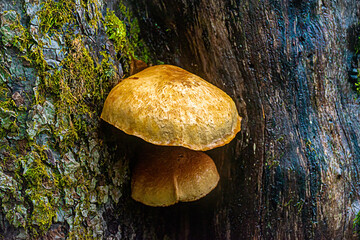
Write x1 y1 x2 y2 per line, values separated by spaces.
126 0 360 239
0 0 360 239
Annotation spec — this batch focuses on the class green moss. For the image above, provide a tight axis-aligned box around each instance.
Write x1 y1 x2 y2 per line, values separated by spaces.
0 82 24 141
1 0 152 238
68 226 94 240
17 146 59 236
29 194 56 234
104 4 151 71
118 2 151 63
43 36 114 151
10 12 32 52
36 0 103 35
0 62 10 83
80 0 102 30
0 11 58 235
1 142 59 236
22 147 50 187
104 9 128 56
37 0 75 35
355 80 360 94
4 204 27 228
354 211 360 234
10 12 49 81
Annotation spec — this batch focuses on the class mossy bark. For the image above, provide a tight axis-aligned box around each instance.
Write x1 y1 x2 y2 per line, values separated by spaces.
1 0 360 239
0 0 145 239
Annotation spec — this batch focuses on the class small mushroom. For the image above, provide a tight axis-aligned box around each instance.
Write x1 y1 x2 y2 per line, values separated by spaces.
131 146 219 207
101 64 241 151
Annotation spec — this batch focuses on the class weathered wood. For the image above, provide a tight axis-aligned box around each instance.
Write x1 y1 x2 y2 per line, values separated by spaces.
122 0 360 239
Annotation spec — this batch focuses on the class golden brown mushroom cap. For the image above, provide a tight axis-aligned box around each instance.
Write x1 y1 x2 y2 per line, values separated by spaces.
101 64 241 151
131 146 220 207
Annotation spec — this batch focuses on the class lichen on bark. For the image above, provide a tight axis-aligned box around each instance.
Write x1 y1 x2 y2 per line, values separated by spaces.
0 0 149 238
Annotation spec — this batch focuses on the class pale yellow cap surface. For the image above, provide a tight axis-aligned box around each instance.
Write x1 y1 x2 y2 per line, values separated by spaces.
101 64 241 151
131 146 220 207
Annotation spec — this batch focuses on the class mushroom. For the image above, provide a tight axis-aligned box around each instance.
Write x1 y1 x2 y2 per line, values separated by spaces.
131 146 219 207
101 65 241 206
101 64 241 151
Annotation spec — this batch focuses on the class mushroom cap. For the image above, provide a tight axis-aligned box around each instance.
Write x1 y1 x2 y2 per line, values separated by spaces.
131 146 220 207
101 64 241 151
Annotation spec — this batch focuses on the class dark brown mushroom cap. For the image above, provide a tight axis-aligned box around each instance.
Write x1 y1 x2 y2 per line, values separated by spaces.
131 146 220 207
101 64 241 151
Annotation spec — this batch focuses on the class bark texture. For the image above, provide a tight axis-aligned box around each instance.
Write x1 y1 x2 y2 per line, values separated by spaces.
0 0 360 239
128 0 360 239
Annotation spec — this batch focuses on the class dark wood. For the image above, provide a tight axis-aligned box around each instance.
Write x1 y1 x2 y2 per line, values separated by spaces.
118 0 360 239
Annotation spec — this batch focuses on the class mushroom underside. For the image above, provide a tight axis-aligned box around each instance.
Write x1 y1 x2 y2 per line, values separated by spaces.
131 146 220 207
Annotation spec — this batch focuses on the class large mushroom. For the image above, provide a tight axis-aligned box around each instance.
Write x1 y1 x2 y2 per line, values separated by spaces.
101 65 241 206
101 64 241 151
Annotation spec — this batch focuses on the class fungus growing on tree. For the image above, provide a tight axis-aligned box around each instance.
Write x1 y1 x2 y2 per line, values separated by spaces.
101 64 241 206
101 64 241 151
131 146 219 207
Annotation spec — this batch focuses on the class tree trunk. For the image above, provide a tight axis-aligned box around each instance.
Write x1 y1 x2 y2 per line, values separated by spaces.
127 0 360 239
0 0 359 239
